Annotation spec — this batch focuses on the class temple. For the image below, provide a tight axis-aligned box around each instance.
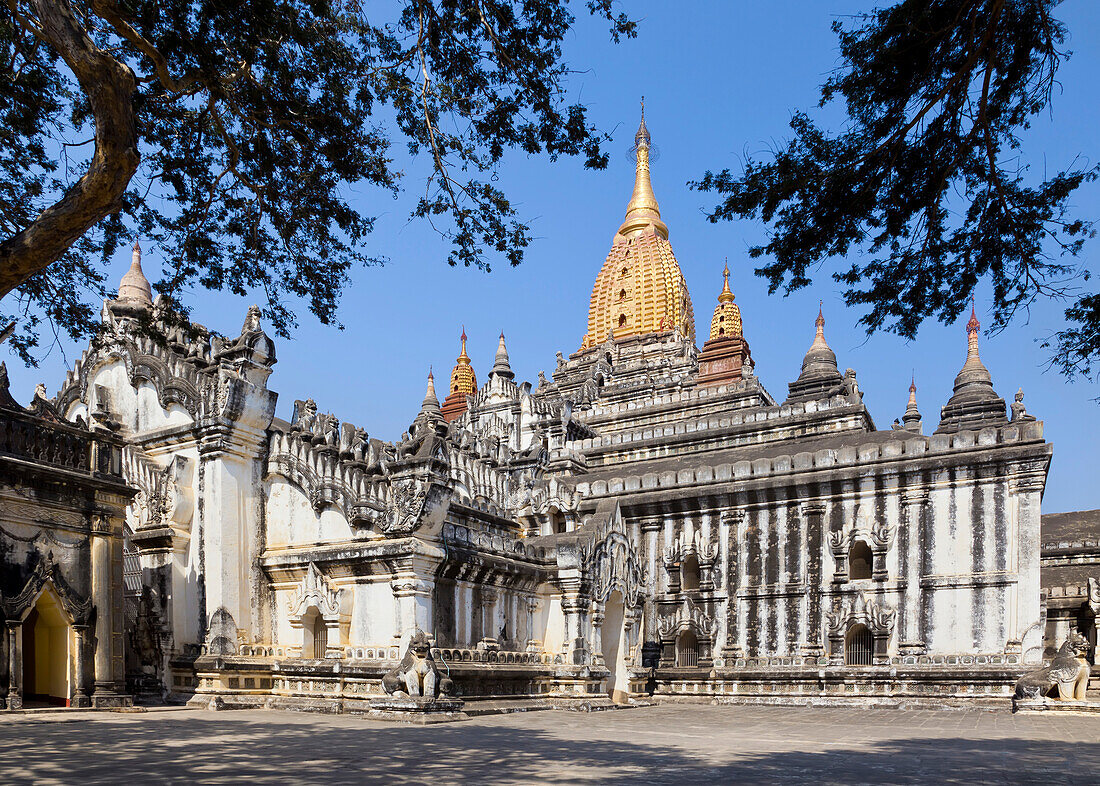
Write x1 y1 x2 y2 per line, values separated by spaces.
1 110 1093 715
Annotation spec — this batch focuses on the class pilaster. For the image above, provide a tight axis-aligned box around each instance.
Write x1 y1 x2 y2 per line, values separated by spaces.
899 490 928 655
799 503 826 656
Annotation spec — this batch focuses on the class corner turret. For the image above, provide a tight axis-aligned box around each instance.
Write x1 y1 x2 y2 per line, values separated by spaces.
697 261 752 388
892 376 923 434
785 304 844 404
490 333 515 381
935 303 1008 433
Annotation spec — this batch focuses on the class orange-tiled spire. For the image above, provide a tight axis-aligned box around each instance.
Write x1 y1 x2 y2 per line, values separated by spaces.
966 299 981 361
709 260 742 340
582 102 694 349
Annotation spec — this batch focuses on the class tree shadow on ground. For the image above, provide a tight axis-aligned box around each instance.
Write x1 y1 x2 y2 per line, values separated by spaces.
1 707 1098 785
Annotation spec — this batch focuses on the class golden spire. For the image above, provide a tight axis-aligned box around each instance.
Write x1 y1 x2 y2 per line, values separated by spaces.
442 327 477 422
582 101 693 348
709 259 742 340
617 98 668 241
718 260 735 303
448 326 477 397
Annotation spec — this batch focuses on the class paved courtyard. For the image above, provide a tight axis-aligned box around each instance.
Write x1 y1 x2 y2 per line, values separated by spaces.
2 703 1099 784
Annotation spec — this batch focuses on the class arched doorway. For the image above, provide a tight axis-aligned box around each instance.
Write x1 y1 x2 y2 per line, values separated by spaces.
23 587 72 706
601 590 628 703
301 606 327 659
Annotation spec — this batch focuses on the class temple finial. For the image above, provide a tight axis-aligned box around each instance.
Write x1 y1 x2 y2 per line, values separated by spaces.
718 258 735 304
901 372 922 432
635 96 650 146
118 237 153 306
491 331 514 380
967 295 980 336
420 367 441 415
618 100 664 239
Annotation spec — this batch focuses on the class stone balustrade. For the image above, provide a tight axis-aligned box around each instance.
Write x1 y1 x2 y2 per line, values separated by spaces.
0 406 122 479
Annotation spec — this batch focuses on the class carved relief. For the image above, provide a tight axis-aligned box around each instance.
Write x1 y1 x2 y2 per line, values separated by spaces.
657 596 714 638
592 527 644 608
288 563 342 621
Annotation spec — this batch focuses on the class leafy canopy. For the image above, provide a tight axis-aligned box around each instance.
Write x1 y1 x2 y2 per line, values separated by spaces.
0 0 635 364
692 0 1098 377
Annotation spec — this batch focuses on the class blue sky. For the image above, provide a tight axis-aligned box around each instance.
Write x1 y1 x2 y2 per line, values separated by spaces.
8 1 1100 513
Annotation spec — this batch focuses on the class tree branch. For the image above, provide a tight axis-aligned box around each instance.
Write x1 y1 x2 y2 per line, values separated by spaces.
89 0 199 94
0 0 139 299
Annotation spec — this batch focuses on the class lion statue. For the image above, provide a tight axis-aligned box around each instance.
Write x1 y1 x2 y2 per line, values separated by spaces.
381 631 454 699
1015 632 1091 701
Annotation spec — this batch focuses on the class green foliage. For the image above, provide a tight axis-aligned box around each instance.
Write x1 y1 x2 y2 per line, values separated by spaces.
0 0 635 363
692 0 1097 376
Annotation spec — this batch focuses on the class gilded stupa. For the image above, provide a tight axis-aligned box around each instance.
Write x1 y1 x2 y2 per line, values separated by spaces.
709 261 742 340
696 261 751 387
441 327 478 422
581 105 694 348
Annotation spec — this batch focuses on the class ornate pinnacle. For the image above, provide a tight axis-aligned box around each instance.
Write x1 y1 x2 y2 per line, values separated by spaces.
635 96 650 147
619 100 665 240
491 332 514 380
965 298 982 363
421 367 440 414
718 259 735 304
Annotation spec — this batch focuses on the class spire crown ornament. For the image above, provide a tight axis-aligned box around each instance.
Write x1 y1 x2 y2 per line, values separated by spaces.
618 100 666 241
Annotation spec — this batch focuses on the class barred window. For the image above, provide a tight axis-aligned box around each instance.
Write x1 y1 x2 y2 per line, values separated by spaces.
677 631 699 668
845 624 873 666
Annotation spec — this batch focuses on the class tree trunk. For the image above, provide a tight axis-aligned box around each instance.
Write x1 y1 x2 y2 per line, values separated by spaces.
0 0 139 298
